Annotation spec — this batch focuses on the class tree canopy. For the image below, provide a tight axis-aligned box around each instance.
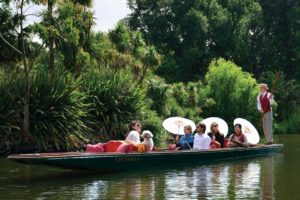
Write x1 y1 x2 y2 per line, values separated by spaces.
127 0 300 81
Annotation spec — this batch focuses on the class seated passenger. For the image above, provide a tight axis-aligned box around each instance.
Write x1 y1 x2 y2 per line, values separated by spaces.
176 125 194 150
193 123 211 150
208 122 225 148
125 120 142 146
227 124 249 148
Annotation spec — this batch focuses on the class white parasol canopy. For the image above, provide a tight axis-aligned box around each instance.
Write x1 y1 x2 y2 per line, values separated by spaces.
162 117 196 135
233 118 260 145
201 117 229 137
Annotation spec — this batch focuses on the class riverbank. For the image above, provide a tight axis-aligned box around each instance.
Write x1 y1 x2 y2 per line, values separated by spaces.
0 142 43 156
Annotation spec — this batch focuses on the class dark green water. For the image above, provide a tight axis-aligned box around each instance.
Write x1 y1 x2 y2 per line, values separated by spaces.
0 135 299 200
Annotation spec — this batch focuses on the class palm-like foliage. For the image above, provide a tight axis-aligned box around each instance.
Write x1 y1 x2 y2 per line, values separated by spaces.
0 71 21 144
29 69 90 150
81 68 147 140
0 69 91 151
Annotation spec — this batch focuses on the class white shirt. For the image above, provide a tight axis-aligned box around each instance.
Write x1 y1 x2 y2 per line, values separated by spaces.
193 133 211 150
257 92 274 111
125 130 140 144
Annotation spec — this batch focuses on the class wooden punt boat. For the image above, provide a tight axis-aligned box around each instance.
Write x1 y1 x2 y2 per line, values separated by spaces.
8 144 283 172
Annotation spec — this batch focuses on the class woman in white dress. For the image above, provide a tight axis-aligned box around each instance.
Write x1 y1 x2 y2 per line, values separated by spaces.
125 120 142 145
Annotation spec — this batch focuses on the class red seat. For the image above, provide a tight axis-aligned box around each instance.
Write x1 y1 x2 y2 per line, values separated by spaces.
86 143 106 153
86 140 137 153
128 144 137 152
105 140 124 152
168 144 177 150
116 143 131 153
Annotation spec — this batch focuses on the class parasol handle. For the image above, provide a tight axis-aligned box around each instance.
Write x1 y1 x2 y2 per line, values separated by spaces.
185 141 192 149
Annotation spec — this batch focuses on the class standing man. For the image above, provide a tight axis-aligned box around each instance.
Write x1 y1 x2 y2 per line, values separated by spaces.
257 83 274 144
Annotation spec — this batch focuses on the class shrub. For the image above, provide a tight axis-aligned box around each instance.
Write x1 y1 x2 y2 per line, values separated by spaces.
204 58 259 127
140 109 165 144
167 81 210 123
29 70 90 150
278 109 300 134
0 69 91 151
0 71 20 144
145 77 170 116
81 68 165 143
145 76 213 124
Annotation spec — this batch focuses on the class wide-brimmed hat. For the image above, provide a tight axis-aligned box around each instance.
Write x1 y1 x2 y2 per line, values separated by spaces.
259 83 269 89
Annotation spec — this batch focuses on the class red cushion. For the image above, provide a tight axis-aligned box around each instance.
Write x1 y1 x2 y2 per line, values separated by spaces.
105 141 124 152
168 144 177 150
116 143 130 153
86 143 105 153
129 144 137 152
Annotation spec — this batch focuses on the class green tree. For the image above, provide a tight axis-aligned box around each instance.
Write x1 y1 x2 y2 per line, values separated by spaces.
0 0 39 142
108 22 160 82
34 0 57 69
257 0 298 77
128 0 262 81
289 2 300 79
34 0 94 74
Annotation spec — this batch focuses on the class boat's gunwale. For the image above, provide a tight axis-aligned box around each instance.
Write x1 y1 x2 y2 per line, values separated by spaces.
7 144 283 160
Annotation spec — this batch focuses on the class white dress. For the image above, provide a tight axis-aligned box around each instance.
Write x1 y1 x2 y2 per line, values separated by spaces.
193 133 211 150
125 130 140 144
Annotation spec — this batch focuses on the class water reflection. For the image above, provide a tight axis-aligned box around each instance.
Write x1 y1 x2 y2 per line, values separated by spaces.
1 156 278 200
262 156 275 200
164 162 262 200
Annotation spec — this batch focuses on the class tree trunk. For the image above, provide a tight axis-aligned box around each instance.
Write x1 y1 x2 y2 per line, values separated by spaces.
48 0 54 69
20 0 30 142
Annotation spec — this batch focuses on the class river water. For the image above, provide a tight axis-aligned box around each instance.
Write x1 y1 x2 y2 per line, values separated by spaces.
0 134 299 200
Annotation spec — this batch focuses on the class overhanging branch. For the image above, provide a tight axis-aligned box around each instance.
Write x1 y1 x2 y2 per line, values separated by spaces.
0 33 23 55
